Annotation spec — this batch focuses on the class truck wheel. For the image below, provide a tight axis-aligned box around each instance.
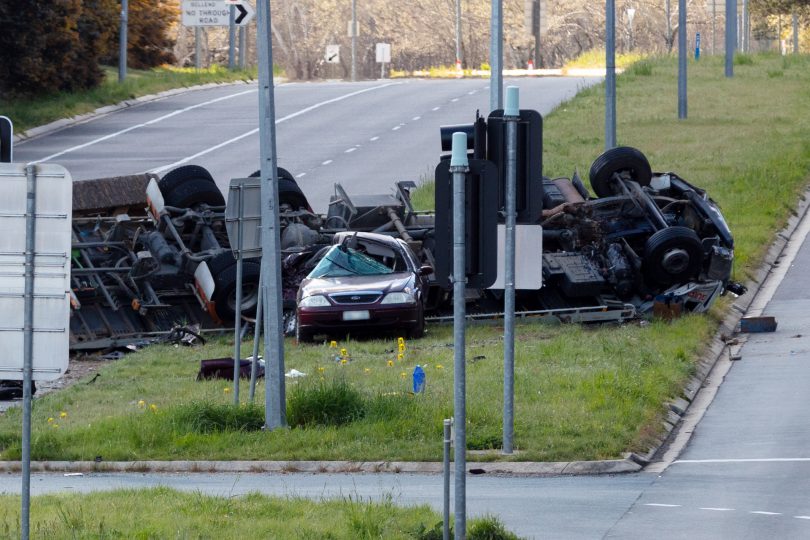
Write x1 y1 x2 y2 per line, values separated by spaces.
162 177 226 208
642 226 703 286
249 167 297 184
589 146 652 198
207 252 261 322
159 165 215 194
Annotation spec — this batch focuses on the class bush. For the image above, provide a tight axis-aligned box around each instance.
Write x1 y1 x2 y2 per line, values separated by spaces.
0 0 104 96
287 377 365 427
468 516 522 540
172 402 264 433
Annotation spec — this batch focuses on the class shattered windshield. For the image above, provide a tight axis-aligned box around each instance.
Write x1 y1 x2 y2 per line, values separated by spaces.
308 245 394 279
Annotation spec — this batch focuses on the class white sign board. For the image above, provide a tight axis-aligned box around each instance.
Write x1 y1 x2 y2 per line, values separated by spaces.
0 164 71 381
489 224 543 290
326 44 340 64
182 0 254 27
225 177 263 258
375 43 391 63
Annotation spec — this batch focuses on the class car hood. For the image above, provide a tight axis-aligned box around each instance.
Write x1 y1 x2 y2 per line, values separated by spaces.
299 272 414 298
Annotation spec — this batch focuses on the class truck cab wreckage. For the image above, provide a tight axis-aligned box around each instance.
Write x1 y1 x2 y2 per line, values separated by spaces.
68 108 744 351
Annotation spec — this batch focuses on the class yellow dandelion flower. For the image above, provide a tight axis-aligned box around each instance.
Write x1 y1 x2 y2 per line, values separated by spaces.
364 368 371 373
400 372 407 378
330 341 338 348
137 400 145 408
149 404 158 412
387 360 394 367
436 364 444 369
47 417 54 424
317 366 325 373
340 358 348 365
59 411 67 419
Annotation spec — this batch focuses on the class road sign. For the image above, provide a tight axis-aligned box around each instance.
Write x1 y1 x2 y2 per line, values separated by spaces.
375 43 391 63
326 44 340 64
0 164 71 381
225 177 262 258
0 116 11 163
182 0 254 27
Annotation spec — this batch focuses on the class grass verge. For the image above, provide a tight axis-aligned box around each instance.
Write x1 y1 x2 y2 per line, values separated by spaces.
0 488 521 539
1 65 260 133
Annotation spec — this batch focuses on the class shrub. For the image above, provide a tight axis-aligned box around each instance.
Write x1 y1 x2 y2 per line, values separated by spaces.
468 516 522 540
734 53 754 65
287 377 365 427
172 402 264 433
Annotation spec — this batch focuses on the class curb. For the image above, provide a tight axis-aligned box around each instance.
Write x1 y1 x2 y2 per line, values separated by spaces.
629 188 810 467
0 458 640 476
12 79 263 144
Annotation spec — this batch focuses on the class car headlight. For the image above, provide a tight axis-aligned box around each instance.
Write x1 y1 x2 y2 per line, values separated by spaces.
380 292 416 305
299 295 330 307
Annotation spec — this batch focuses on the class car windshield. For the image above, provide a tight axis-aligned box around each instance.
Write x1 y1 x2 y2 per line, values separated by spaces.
307 245 394 279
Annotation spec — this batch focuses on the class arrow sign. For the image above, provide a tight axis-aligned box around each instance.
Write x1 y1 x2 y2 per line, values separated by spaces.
234 2 254 25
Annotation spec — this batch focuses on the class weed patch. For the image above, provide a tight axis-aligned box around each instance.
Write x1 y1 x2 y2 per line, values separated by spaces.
288 377 365 427
171 402 264 433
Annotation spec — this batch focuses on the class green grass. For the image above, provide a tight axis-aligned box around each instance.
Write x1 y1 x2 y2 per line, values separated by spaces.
563 50 648 70
1 65 261 133
0 488 520 539
0 315 712 462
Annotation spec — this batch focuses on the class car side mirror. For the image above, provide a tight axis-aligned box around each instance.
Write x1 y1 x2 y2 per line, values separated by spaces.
419 265 433 276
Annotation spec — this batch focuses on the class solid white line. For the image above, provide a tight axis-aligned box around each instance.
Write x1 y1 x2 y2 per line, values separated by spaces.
432 106 440 111
369 136 379 141
644 503 681 507
750 511 782 516
675 458 810 464
150 82 400 174
32 89 257 164
795 516 810 520
700 508 735 512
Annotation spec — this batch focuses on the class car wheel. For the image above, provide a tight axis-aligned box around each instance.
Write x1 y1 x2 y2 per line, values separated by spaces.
161 177 226 208
206 252 261 322
159 165 215 194
588 146 652 199
295 317 314 343
407 307 426 339
642 226 704 286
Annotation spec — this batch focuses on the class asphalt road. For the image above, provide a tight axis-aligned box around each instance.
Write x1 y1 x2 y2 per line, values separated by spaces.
14 77 598 212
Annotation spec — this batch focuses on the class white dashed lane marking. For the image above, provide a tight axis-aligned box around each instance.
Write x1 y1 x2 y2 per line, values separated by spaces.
451 98 459 102
412 116 421 121
432 106 440 111
750 511 782 516
644 504 681 508
344 147 357 153
795 516 810 520
296 173 306 178
369 136 379 141
321 160 332 165
644 503 809 521
700 508 735 512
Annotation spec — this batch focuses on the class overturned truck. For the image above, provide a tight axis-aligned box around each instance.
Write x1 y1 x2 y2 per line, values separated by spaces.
68 109 743 350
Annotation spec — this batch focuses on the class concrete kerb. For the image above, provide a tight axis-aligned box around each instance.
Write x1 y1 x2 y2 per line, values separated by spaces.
0 459 640 476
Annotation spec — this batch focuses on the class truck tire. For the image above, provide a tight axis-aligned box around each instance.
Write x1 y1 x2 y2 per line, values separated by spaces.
249 169 311 211
159 165 215 194
249 167 297 184
589 146 652 199
162 177 226 209
207 252 261 322
642 226 703 286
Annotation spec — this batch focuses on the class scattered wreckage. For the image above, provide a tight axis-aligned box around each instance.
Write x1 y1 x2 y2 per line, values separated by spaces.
67 109 743 351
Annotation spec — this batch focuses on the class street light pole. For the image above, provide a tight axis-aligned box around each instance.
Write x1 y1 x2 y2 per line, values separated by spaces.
627 7 636 52
119 0 128 82
605 0 616 149
455 0 462 68
678 0 687 119
490 0 503 111
351 0 357 81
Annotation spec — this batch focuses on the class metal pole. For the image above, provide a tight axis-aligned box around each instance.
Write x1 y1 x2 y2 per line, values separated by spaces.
678 0 687 119
725 0 736 77
502 87 518 455
195 27 202 69
239 26 246 68
233 184 245 404
794 11 800 54
443 418 452 540
742 0 748 53
249 272 263 402
605 0 617 149
455 0 462 67
20 164 37 540
666 0 672 52
351 0 357 81
257 0 286 430
450 132 468 539
534 0 541 67
712 0 716 55
229 5 236 69
490 0 503 111
119 0 128 82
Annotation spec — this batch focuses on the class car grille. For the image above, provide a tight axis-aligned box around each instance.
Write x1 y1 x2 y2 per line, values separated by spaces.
329 292 382 304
